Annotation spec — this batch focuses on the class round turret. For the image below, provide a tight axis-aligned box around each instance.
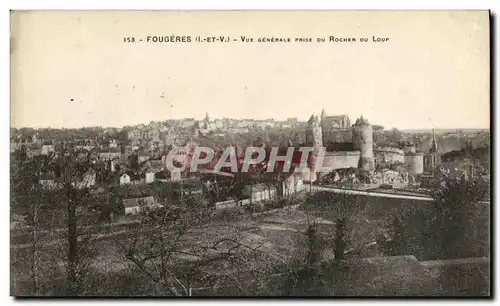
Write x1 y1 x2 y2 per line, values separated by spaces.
404 152 424 175
305 114 323 176
352 116 375 173
306 114 323 150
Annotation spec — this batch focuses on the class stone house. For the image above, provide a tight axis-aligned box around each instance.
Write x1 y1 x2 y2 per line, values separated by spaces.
123 196 162 215
120 173 131 185
41 142 55 155
245 183 278 203
282 173 305 197
39 172 59 189
145 170 155 184
138 151 150 163
72 168 97 189
99 148 122 161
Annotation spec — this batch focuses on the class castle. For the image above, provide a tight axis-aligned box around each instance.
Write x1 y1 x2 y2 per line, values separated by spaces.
306 112 424 181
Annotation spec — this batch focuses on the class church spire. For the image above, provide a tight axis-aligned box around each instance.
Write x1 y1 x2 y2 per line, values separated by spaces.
429 128 438 153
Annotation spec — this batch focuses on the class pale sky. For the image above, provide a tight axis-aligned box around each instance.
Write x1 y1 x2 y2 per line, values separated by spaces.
10 11 490 129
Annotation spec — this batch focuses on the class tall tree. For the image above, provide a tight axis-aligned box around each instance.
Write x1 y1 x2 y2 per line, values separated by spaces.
49 145 100 295
11 160 46 295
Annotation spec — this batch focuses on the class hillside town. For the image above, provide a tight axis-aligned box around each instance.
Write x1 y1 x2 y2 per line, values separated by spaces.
10 111 491 297
10 111 490 198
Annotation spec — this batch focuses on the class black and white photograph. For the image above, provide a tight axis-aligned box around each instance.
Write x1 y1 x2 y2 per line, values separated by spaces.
9 10 491 297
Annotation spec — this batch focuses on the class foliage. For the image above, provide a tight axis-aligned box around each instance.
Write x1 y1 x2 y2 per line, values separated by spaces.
381 177 489 260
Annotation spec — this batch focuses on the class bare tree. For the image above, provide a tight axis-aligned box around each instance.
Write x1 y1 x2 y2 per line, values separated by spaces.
43 147 102 296
116 198 270 296
11 158 58 295
11 153 100 296
12 186 47 295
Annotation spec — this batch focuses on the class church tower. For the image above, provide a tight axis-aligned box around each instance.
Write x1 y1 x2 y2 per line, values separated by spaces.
429 128 438 153
320 108 326 124
424 128 441 172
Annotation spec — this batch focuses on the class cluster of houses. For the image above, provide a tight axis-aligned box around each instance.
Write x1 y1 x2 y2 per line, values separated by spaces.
210 172 306 210
10 116 318 217
15 134 308 217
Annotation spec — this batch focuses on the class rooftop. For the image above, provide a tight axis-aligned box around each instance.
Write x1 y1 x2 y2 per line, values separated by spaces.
354 116 370 126
39 172 55 181
122 196 156 208
100 148 121 154
323 114 348 121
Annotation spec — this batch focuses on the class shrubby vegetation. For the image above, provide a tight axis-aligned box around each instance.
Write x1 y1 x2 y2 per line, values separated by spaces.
380 178 489 261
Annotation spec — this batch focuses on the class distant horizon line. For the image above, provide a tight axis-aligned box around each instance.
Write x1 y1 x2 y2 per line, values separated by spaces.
11 114 490 131
10 123 490 132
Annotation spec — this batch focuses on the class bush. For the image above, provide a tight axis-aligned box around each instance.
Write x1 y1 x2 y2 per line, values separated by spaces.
381 178 489 261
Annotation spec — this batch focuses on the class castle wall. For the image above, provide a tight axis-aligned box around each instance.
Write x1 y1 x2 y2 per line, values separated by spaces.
375 147 405 155
374 146 424 175
323 130 353 144
403 145 416 154
374 147 405 164
321 151 361 171
297 167 317 183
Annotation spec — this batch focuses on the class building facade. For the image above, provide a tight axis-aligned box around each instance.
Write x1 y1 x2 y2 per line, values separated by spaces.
320 110 352 142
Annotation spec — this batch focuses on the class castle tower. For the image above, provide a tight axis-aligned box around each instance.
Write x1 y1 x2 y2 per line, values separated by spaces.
306 114 323 150
305 114 322 182
352 116 375 173
404 152 424 175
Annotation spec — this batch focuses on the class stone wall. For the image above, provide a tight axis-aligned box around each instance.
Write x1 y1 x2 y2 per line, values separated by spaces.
321 151 361 170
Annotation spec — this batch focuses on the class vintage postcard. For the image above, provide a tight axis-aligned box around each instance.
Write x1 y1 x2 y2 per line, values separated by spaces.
10 11 490 297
